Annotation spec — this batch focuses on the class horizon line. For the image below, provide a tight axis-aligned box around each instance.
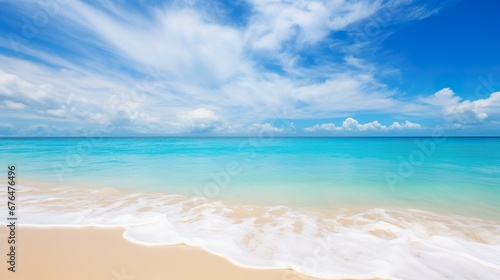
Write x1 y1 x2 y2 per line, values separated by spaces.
1 136 499 139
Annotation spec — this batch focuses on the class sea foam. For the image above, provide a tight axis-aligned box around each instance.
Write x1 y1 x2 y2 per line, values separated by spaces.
2 183 500 280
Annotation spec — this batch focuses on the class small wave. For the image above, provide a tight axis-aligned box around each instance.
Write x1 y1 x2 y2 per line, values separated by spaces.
2 183 500 279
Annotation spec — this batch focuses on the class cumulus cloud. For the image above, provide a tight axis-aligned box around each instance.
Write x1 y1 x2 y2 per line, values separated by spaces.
0 68 53 105
389 120 422 129
304 123 337 132
304 118 422 132
185 108 219 121
177 108 223 132
0 60 168 131
420 88 500 124
250 123 285 133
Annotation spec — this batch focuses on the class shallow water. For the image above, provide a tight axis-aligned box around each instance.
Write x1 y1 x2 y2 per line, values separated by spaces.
1 137 499 279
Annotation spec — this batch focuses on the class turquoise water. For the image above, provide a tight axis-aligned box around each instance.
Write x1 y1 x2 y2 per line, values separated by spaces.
2 137 500 279
1 137 499 218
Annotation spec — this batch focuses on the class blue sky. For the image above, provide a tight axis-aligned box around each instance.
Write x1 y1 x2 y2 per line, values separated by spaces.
0 0 499 136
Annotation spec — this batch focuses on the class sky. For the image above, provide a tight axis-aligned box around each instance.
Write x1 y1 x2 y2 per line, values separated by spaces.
0 0 499 136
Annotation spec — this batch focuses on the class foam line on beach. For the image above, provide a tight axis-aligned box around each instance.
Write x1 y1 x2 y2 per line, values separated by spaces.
2 183 500 279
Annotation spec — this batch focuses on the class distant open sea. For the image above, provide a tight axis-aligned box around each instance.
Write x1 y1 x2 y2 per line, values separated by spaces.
1 137 500 279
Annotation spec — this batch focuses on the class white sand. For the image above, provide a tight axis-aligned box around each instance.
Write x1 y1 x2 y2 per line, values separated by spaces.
0 226 322 280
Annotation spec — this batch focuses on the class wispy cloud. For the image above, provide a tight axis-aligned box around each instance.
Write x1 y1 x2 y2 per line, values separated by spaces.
0 0 496 135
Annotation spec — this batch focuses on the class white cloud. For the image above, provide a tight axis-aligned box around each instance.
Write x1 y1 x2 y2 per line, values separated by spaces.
246 0 381 50
250 123 286 133
305 117 422 132
420 88 500 124
44 108 66 118
0 68 53 105
177 108 223 132
185 108 219 121
304 123 336 132
60 2 250 86
389 120 422 130
2 100 26 110
0 1 483 135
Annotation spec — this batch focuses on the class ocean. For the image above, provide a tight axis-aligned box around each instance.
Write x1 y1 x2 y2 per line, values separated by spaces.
1 137 500 279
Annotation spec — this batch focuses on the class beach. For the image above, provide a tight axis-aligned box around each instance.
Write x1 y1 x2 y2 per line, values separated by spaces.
1 0 499 278
0 226 322 280
1 182 500 279
1 138 500 279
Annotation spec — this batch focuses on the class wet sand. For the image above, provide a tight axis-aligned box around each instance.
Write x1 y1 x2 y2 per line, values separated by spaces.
0 226 321 280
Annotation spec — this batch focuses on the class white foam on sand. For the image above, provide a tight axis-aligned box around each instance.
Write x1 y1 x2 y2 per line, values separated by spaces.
2 183 500 280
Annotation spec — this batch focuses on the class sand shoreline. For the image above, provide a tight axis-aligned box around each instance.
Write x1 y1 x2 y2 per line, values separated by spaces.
3 183 499 279
0 226 323 280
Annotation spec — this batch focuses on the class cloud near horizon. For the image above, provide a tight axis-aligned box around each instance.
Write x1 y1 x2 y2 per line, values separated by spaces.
304 118 422 133
0 0 499 136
